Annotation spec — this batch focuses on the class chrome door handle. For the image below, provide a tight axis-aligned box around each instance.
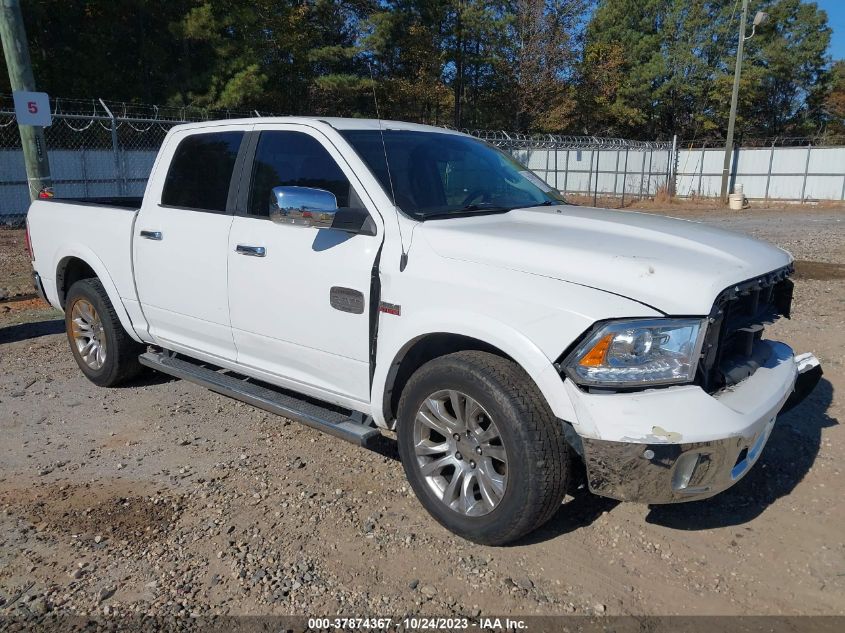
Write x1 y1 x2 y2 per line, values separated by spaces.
236 245 266 257
139 230 162 241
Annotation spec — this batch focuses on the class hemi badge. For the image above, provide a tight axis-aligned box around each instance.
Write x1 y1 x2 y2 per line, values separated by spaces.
379 301 401 316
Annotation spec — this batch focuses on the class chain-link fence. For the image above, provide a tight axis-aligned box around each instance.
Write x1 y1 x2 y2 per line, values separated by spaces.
1 113 169 223
470 131 675 206
0 108 677 225
0 96 266 225
3 96 845 226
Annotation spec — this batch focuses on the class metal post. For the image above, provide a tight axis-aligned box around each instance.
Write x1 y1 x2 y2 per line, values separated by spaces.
545 145 550 185
563 149 570 193
638 150 647 200
646 149 654 197
553 146 559 190
698 144 705 196
764 139 776 202
720 0 750 203
0 0 52 200
669 134 677 196
800 143 812 203
81 145 89 197
593 149 600 206
621 148 629 207
99 98 125 196
612 149 620 200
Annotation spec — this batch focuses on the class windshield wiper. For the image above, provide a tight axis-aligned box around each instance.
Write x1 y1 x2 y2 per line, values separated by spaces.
460 203 513 212
517 200 556 209
420 203 513 220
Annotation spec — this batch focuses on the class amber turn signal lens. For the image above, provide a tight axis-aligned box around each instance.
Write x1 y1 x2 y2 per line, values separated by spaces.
578 333 614 367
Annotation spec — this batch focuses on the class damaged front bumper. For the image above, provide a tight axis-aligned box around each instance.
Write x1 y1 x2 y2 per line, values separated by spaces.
571 341 821 504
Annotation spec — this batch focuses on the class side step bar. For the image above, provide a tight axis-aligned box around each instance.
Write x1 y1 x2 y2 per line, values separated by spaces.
139 351 381 447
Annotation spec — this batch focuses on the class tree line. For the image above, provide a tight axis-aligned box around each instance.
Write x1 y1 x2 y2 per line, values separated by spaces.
2 0 843 141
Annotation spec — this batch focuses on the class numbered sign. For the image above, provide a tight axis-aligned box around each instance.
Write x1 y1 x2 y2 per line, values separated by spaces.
13 91 52 127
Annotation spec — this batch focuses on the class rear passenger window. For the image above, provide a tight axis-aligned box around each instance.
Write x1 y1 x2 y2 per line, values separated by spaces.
161 131 244 212
247 131 354 217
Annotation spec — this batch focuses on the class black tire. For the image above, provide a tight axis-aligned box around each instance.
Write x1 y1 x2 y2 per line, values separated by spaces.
65 278 145 387
397 351 570 545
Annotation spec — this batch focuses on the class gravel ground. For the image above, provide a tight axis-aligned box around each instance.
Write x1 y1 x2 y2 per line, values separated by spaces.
0 207 843 620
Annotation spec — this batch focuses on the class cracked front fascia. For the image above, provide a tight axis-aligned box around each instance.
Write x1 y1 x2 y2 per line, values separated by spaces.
561 379 701 443
645 426 684 442
561 340 797 445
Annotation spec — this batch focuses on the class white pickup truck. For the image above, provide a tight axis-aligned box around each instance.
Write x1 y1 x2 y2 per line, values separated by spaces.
26 118 821 544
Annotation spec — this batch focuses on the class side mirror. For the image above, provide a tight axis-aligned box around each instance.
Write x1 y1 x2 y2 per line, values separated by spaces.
331 207 377 236
270 186 338 229
269 186 376 236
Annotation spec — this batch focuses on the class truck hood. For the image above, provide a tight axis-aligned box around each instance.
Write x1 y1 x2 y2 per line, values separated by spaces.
419 205 792 315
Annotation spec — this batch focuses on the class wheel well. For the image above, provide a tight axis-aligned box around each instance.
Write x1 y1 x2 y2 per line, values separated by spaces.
56 257 97 308
383 333 512 426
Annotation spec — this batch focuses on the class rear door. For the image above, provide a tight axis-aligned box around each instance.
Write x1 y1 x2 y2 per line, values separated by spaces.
226 125 383 405
134 126 248 361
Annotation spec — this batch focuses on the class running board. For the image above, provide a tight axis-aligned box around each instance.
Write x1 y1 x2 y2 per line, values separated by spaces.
138 351 381 447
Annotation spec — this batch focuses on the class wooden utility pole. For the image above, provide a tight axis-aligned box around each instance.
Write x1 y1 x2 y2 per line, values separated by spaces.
0 0 51 200
719 0 749 204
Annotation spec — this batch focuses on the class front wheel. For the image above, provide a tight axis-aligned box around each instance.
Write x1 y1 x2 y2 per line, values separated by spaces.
397 351 570 545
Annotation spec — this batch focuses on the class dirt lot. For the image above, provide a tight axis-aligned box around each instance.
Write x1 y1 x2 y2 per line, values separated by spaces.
0 207 843 619
0 228 34 301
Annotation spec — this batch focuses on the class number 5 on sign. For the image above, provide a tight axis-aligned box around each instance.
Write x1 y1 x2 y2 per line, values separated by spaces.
13 91 52 127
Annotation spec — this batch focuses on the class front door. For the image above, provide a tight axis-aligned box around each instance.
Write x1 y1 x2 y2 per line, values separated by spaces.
134 127 246 361
227 126 382 406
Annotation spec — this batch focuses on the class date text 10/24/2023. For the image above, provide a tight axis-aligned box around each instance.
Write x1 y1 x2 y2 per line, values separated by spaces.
305 617 528 630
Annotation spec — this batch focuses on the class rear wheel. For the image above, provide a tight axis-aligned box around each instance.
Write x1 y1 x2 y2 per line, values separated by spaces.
65 278 144 387
397 351 570 545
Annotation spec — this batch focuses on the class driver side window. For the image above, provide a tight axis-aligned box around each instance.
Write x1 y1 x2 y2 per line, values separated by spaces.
247 131 354 217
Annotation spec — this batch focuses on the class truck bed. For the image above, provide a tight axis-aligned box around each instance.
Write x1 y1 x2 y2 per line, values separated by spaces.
40 196 142 210
27 198 141 319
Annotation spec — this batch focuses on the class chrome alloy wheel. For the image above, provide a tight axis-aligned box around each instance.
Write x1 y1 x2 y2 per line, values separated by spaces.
413 390 508 516
70 298 107 370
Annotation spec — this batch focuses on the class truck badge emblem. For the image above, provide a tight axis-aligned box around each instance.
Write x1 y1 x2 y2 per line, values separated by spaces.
330 287 365 314
379 301 401 316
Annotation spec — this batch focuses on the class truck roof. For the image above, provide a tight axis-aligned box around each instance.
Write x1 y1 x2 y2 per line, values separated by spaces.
168 116 465 135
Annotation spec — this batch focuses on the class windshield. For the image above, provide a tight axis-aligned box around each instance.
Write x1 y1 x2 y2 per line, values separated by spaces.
340 130 563 220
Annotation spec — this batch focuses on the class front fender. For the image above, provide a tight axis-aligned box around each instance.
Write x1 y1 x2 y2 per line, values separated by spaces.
371 310 577 429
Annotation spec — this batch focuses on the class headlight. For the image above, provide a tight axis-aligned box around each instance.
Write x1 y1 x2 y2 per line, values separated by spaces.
562 318 707 388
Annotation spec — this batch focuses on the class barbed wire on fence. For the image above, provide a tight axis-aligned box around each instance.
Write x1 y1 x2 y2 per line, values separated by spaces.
0 93 275 123
684 135 845 148
2 97 844 226
2 94 840 149
460 129 674 151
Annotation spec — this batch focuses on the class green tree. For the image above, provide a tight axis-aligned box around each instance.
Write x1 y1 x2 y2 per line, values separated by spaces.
170 1 370 113
575 41 640 134
0 0 198 103
739 0 832 137
498 0 587 132
444 1 512 128
2 0 835 139
363 1 453 123
824 60 845 136
582 0 832 139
